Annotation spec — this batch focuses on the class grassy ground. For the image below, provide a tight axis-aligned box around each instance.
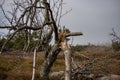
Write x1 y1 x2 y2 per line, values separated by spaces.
0 46 120 80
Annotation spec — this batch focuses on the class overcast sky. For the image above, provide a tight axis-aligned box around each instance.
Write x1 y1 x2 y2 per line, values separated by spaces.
0 0 120 45
60 0 120 45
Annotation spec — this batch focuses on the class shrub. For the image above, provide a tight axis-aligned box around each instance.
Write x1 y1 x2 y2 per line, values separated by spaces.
110 27 120 52
72 45 87 52
0 38 6 49
0 38 14 51
112 41 120 51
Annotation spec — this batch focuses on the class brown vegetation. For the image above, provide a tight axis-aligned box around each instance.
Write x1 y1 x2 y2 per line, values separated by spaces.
0 45 120 80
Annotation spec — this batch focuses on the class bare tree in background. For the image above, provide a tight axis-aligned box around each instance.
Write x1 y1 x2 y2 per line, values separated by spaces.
110 27 120 51
0 0 83 80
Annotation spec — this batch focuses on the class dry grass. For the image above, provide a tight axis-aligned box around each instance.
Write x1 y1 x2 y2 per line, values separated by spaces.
83 46 120 75
0 46 120 80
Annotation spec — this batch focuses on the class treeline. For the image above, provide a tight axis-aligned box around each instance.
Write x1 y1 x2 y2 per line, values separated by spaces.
0 36 40 51
0 37 120 52
71 45 88 52
0 37 88 52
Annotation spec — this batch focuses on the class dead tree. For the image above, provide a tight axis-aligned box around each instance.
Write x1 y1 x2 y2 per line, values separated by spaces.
40 30 83 80
0 0 83 80
110 28 120 51
58 29 83 80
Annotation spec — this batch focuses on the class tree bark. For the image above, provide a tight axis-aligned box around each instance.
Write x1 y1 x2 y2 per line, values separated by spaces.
40 43 61 80
62 42 72 80
64 48 72 80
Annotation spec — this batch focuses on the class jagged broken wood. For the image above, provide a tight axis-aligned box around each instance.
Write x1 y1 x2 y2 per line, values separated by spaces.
60 32 83 80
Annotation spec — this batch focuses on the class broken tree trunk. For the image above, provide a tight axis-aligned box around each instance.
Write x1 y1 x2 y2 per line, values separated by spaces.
61 32 83 80
62 42 72 80
40 31 83 80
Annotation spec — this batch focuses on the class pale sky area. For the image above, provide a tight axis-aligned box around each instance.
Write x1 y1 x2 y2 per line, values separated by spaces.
61 0 120 45
0 0 120 45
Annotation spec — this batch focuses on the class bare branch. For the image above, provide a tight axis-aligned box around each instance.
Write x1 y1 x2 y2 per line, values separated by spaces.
66 32 83 37
110 28 120 41
0 21 53 53
0 26 16 30
0 5 12 25
43 1 59 42
61 9 72 18
0 21 53 30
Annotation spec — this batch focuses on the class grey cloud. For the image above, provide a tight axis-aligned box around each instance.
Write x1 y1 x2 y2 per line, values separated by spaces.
61 0 120 45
